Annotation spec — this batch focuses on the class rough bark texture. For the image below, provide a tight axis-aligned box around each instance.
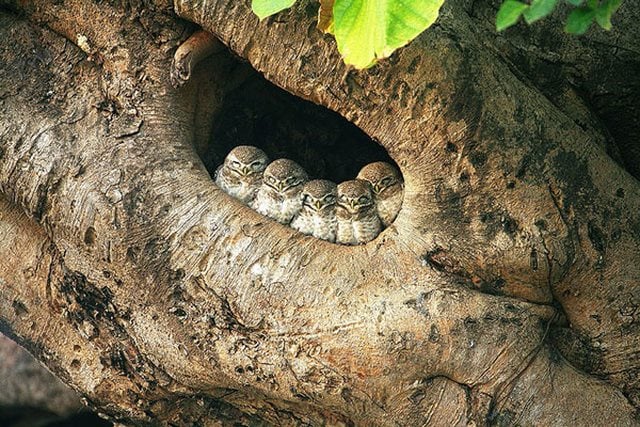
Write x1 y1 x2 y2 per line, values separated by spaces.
0 0 639 425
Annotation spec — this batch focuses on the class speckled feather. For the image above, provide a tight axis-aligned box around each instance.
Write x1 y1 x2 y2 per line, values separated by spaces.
215 165 263 203
252 159 308 224
215 146 269 204
357 161 404 227
376 189 403 226
336 180 381 245
291 180 338 242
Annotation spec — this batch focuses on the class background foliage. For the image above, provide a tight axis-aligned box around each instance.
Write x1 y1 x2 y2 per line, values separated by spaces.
251 0 623 68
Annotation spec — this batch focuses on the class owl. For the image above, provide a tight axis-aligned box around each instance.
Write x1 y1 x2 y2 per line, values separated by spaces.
252 159 309 224
215 145 269 204
291 180 338 242
336 179 381 245
357 162 404 227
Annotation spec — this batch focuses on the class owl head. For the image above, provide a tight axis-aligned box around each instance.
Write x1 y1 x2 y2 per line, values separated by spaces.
301 180 337 212
263 159 309 194
356 162 403 198
224 145 269 177
337 179 375 215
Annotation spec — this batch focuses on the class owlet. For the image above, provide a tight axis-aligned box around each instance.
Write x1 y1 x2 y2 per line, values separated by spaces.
252 159 309 224
357 161 403 227
215 145 269 204
336 179 381 245
291 180 338 242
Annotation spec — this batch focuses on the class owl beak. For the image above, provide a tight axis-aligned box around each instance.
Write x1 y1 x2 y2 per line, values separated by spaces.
373 183 381 194
349 200 357 210
241 166 251 176
277 182 286 191
314 200 322 210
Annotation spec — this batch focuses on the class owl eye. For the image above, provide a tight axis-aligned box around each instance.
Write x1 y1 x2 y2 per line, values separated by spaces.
250 160 264 170
381 177 393 186
267 176 276 184
339 196 347 202
286 177 298 186
358 196 370 204
324 195 336 203
231 160 241 168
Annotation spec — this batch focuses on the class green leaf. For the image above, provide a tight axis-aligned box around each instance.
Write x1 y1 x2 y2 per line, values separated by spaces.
564 0 583 6
565 7 595 34
496 1 529 31
523 0 558 24
595 0 622 30
251 0 297 20
331 0 445 69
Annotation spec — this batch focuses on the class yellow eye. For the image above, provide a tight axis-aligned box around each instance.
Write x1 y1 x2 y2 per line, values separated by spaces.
231 160 241 168
267 176 276 184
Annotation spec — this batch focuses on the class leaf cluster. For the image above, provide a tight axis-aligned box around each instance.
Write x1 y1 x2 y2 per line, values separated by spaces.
250 0 624 68
496 0 623 34
252 0 445 69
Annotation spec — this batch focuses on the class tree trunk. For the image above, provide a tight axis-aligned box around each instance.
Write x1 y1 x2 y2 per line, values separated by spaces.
0 0 639 425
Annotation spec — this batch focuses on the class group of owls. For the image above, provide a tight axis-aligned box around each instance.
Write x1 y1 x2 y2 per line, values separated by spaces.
214 146 403 245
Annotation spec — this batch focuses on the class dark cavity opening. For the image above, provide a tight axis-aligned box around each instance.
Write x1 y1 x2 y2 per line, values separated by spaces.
199 73 398 183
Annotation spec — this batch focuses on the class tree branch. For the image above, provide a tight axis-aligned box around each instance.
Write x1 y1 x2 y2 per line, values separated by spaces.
0 1 638 423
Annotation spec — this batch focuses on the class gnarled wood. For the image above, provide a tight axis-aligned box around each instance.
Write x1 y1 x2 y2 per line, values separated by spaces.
0 0 638 424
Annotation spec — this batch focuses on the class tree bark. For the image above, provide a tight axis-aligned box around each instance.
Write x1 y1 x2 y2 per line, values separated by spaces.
0 0 639 425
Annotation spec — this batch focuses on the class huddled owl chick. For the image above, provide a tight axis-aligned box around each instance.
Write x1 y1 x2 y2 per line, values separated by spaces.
252 159 309 224
357 161 403 227
291 180 338 242
336 179 381 245
215 145 269 204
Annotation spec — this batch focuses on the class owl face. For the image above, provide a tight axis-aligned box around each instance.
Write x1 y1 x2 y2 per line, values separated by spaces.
337 180 375 215
263 159 308 194
356 162 403 197
224 145 269 177
301 180 337 212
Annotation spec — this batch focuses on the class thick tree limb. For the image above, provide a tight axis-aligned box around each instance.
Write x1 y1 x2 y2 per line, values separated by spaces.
175 0 640 404
0 0 638 424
